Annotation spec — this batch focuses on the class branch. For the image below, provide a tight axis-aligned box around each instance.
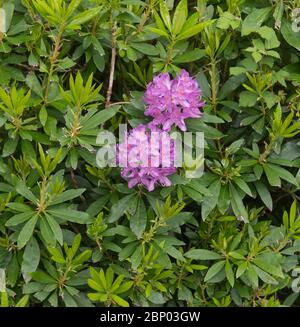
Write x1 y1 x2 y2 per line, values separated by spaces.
44 27 64 105
105 20 117 108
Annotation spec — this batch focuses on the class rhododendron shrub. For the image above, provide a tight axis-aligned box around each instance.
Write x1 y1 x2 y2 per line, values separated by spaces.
0 0 300 310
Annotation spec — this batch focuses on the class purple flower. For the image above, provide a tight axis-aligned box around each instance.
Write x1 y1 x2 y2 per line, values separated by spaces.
118 124 176 192
144 70 204 132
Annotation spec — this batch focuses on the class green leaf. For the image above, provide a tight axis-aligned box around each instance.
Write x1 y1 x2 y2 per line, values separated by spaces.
92 36 105 56
201 180 221 220
204 260 225 282
202 112 225 124
177 21 212 41
281 18 300 51
289 200 297 227
217 185 230 214
88 278 104 292
131 245 143 269
227 139 245 154
131 43 158 56
255 181 273 211
127 47 137 61
114 281 133 294
148 290 166 304
66 7 100 30
98 269 107 289
86 194 110 216
253 265 278 285
148 27 169 38
6 254 19 287
16 181 38 205
229 184 249 222
188 180 212 196
6 202 33 212
2 137 18 157
17 215 38 249
165 246 185 261
111 294 129 307
130 197 147 239
253 164 263 179
3 2 14 32
159 0 172 32
253 258 284 278
239 91 257 107
40 215 55 246
48 247 65 264
172 0 187 35
31 271 56 284
225 261 235 287
21 237 40 279
195 69 211 98
48 208 92 224
185 249 222 260
58 57 76 70
182 185 203 203
49 189 85 206
258 26 280 49
105 267 114 288
246 264 258 288
217 12 240 30
263 164 281 187
174 48 205 64
267 164 297 186
118 243 138 261
273 0 284 29
81 105 120 131
108 194 136 223
15 295 29 307
219 74 247 100
5 211 35 227
39 106 48 126
26 72 43 98
241 7 272 36
233 177 252 197
122 0 145 5
236 261 248 278
45 214 63 245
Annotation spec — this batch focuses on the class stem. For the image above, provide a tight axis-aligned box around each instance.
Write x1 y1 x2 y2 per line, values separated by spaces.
91 16 100 36
70 168 78 188
259 137 276 163
37 177 48 214
105 19 117 108
126 2 151 43
211 59 218 113
142 215 166 244
199 283 208 305
106 101 130 107
100 175 116 192
44 26 64 105
59 264 72 290
210 58 223 155
95 239 102 252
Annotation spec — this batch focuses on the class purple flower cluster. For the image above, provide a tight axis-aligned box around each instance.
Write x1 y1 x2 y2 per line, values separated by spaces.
144 70 204 132
118 125 176 192
119 70 203 191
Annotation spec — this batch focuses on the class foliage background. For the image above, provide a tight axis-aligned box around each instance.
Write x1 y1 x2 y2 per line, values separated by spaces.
1 0 300 307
